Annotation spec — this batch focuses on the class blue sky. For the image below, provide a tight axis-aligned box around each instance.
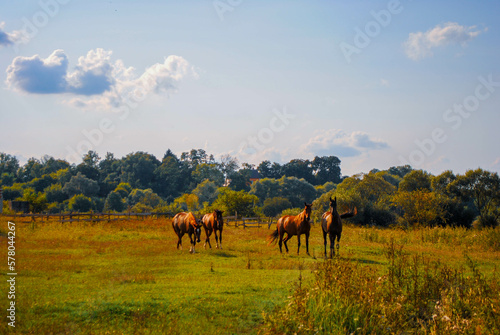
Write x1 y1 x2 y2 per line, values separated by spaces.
1 0 499 176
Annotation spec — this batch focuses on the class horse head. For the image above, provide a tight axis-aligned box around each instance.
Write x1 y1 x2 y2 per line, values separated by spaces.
329 196 337 213
303 202 312 221
194 219 203 243
214 210 224 230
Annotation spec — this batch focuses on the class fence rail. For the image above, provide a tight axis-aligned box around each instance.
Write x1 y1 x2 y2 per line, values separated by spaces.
1 212 173 223
1 212 278 228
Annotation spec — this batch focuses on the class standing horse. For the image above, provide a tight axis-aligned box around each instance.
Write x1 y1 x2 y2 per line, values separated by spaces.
202 209 224 249
172 212 202 254
321 197 357 258
268 203 312 255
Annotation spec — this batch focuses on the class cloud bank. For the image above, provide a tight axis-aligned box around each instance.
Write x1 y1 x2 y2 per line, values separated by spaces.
6 48 197 110
0 22 28 47
403 22 485 60
300 129 389 158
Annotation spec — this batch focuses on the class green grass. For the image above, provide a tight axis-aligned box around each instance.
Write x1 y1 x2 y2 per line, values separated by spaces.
0 219 499 334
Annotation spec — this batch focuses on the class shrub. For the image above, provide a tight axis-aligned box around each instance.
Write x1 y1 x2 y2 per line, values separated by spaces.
262 240 500 334
68 194 93 212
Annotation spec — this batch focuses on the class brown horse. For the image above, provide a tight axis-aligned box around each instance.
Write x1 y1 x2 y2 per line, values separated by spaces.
321 197 357 258
172 212 202 254
268 203 312 255
202 209 224 249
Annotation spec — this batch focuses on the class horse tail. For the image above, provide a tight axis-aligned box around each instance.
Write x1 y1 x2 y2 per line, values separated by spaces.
267 228 280 246
340 207 357 219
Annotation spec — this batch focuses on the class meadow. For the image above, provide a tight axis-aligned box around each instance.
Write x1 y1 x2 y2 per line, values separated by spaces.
1 217 499 334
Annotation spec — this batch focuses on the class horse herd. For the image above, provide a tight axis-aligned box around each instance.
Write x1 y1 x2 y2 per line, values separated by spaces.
172 197 357 258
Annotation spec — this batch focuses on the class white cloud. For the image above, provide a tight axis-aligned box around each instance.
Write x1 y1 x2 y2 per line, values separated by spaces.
403 22 485 60
300 129 388 158
0 22 29 47
5 48 197 111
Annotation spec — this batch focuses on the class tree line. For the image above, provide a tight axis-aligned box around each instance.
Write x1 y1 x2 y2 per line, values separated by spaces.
0 150 499 228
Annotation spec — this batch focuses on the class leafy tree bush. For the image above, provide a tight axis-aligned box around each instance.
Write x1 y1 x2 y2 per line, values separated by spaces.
212 188 258 217
2 184 23 201
192 179 219 206
392 189 446 228
63 172 100 197
44 184 68 203
262 197 292 217
68 194 93 212
19 188 48 213
104 191 125 212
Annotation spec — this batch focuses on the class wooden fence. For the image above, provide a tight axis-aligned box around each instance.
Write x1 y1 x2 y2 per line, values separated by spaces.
1 212 173 223
1 212 278 228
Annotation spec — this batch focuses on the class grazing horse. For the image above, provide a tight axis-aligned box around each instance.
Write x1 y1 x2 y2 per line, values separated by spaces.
268 203 312 255
172 212 202 254
202 209 224 249
321 197 357 258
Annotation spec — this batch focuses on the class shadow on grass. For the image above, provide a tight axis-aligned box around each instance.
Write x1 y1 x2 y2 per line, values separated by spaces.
211 251 237 258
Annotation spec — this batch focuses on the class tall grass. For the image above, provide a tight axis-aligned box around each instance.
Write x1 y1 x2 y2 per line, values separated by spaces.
1 219 499 334
262 238 500 334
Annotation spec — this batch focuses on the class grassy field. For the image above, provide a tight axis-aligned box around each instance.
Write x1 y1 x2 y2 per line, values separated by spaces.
1 217 499 334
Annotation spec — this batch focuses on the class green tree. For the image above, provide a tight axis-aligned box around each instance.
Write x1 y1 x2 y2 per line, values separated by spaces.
27 174 56 193
16 158 43 182
128 188 162 208
262 197 292 217
2 184 23 200
398 170 432 192
212 188 258 217
114 183 132 198
0 153 20 176
76 150 100 181
98 152 121 197
39 155 70 175
120 152 160 189
282 159 315 184
192 179 219 205
68 194 93 212
219 154 239 183
387 165 413 178
63 172 100 197
154 155 183 199
312 155 342 184
449 168 500 226
44 184 67 203
392 189 446 227
19 188 48 213
104 191 125 212
192 163 224 186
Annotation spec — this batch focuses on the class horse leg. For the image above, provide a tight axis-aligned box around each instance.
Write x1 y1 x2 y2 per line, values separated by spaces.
188 233 195 254
217 229 222 249
177 231 184 250
305 232 310 256
278 229 284 253
283 234 290 253
297 234 301 255
214 229 219 249
322 230 328 258
204 227 212 249
336 232 342 256
329 234 335 259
